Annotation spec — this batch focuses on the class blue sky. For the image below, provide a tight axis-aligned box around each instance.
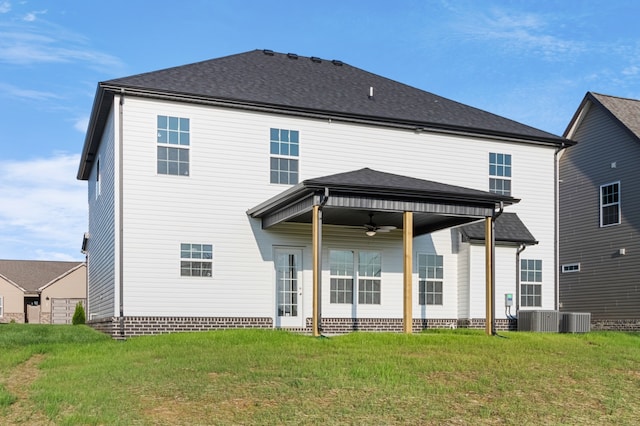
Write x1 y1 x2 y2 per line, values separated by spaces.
1 0 640 261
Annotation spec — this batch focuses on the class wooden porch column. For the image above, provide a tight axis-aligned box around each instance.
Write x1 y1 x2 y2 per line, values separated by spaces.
312 204 321 337
485 216 494 335
403 211 414 334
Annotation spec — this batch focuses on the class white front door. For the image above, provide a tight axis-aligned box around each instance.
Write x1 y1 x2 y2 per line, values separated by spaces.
274 248 304 328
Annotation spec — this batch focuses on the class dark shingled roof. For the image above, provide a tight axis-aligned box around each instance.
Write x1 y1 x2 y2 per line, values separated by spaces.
80 49 571 180
303 168 516 203
105 49 563 142
458 212 538 245
0 260 84 293
589 92 640 141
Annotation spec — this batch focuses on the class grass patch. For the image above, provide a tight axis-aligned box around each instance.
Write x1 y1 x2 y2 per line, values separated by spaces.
1 325 639 424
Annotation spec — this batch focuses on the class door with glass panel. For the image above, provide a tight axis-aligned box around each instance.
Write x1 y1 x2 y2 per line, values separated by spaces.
274 248 304 328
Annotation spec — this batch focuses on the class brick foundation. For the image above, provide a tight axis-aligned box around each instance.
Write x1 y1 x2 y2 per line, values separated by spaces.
89 316 273 338
591 319 640 331
87 317 517 339
88 316 519 339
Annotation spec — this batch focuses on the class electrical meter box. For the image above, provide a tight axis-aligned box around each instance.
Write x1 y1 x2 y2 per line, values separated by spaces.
505 293 514 307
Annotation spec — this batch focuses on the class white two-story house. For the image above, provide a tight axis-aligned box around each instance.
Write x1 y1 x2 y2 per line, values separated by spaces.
77 50 571 338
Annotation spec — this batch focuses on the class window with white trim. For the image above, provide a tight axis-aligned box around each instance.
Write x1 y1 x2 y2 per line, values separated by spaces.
329 250 354 303
329 250 381 304
157 115 190 176
600 182 620 227
180 243 213 277
0 295 3 317
418 253 443 305
489 152 512 195
358 251 381 304
561 263 580 273
270 128 299 184
521 259 542 307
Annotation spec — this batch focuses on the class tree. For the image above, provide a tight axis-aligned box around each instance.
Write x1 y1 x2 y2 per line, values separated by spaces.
72 302 86 325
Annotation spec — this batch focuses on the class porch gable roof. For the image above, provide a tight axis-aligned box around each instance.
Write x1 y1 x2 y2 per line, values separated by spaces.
247 168 518 236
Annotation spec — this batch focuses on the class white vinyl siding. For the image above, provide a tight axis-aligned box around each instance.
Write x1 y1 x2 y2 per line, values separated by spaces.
87 106 117 319
94 95 557 320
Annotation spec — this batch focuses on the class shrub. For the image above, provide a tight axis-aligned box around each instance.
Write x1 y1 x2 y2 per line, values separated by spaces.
72 302 86 325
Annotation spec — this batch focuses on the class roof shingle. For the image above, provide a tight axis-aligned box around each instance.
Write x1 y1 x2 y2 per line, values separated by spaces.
0 260 83 292
105 49 563 141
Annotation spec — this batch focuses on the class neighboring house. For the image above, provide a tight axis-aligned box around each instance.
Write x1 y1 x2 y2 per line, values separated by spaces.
77 49 570 338
560 92 640 330
0 260 86 324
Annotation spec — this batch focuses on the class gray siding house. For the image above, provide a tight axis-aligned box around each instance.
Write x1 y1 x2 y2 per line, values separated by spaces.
559 92 640 330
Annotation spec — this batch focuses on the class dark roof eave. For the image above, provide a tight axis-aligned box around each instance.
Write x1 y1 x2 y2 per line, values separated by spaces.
106 83 571 146
302 181 518 205
77 85 114 180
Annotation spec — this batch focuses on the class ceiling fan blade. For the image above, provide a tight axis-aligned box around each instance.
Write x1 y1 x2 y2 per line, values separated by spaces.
377 226 397 231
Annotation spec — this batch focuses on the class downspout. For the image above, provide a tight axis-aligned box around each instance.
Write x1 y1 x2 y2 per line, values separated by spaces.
554 143 565 311
491 201 504 335
316 187 329 334
515 243 527 315
118 89 125 339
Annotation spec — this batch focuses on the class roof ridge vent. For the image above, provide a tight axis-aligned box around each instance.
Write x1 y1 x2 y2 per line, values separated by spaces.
262 49 274 56
310 56 322 63
332 59 343 66
287 53 299 59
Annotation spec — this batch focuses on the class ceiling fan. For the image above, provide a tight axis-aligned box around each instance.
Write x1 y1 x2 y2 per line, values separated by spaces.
364 213 397 236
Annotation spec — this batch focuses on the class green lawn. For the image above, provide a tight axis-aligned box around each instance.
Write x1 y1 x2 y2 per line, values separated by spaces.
1 324 639 425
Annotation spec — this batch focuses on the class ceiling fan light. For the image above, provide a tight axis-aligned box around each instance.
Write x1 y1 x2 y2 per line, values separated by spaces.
365 230 376 237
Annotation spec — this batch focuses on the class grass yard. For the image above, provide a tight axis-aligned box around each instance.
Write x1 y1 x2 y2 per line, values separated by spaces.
0 325 639 425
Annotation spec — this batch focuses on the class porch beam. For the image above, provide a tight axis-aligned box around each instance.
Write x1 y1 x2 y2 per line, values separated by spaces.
312 204 321 337
403 211 413 334
485 216 494 335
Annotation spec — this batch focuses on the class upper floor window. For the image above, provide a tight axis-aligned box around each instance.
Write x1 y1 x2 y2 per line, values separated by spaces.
180 243 213 277
489 152 511 196
521 259 542 307
157 115 190 176
600 182 620 227
270 128 299 184
418 253 444 305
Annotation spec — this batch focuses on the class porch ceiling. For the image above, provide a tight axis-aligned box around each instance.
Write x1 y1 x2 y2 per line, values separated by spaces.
247 168 518 236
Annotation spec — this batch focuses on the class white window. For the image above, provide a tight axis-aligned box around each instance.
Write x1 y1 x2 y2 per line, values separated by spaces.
600 182 620 227
157 115 190 176
418 253 443 305
521 259 542 307
180 243 213 277
270 128 299 184
329 250 381 304
358 251 381 304
329 250 354 304
0 295 3 317
561 263 580 273
489 152 512 196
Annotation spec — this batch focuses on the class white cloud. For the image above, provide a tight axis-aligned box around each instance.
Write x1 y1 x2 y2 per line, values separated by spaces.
23 9 46 22
452 7 585 61
0 1 10 13
0 14 124 69
0 81 59 101
74 116 89 133
0 154 86 261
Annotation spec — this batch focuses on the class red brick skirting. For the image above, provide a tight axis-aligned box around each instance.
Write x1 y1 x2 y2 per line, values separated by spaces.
591 319 640 331
88 316 517 339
